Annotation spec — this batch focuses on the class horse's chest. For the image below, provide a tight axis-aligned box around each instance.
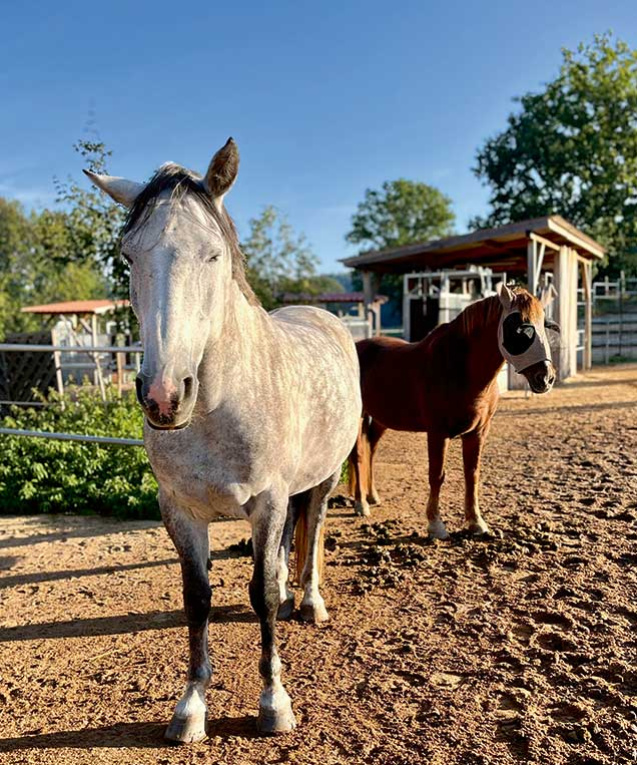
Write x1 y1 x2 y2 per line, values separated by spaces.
145 434 251 520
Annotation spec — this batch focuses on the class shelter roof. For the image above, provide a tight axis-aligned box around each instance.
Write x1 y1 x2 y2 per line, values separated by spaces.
341 215 604 274
21 299 130 316
281 291 388 304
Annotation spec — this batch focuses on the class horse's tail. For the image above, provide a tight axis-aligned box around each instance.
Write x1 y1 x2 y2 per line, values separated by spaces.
294 499 324 585
348 416 370 499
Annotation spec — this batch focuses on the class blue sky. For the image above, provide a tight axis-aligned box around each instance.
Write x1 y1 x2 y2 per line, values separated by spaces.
2 1 637 272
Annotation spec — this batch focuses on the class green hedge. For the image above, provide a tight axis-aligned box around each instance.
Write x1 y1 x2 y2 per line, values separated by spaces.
0 387 159 519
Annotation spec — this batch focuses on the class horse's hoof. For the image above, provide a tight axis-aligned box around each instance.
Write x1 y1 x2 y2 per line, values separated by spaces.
299 600 329 624
468 520 490 536
354 500 371 517
277 596 295 621
257 704 297 735
427 519 449 540
165 715 207 744
367 494 381 507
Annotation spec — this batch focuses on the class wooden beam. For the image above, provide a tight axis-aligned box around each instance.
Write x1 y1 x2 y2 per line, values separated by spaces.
528 231 561 252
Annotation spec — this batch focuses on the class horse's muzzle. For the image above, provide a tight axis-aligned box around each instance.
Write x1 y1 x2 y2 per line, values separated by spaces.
522 360 556 394
135 371 198 429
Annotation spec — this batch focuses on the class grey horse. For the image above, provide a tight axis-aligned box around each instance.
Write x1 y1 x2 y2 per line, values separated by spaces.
85 139 361 739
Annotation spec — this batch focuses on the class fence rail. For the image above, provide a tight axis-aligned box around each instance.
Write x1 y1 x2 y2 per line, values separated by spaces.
0 427 143 446
0 344 143 354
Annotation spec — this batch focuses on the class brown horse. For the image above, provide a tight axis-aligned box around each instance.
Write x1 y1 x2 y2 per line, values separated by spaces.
348 284 559 538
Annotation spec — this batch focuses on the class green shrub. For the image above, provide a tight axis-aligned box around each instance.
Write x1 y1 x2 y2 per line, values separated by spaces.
0 387 159 519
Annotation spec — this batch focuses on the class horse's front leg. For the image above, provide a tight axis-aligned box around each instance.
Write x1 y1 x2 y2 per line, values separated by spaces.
160 494 212 743
250 487 296 734
426 431 449 539
462 429 490 535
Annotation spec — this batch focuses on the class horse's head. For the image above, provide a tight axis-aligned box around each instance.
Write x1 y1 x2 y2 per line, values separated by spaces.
496 283 559 394
85 139 247 430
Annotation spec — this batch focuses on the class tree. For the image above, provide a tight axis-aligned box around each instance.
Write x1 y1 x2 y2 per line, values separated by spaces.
54 140 128 297
346 179 455 251
0 198 107 338
241 206 319 309
346 180 455 322
473 33 637 276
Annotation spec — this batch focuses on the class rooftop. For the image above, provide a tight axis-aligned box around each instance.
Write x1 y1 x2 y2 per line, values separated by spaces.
341 215 605 274
281 291 388 304
21 299 130 316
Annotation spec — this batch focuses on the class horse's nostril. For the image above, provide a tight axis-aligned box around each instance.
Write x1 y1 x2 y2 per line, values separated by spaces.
183 376 194 401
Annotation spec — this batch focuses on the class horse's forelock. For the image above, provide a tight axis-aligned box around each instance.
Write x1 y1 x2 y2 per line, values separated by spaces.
511 288 543 324
122 164 259 306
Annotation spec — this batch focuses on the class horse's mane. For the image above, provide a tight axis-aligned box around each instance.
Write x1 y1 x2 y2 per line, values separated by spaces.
123 163 260 306
455 287 541 337
455 294 502 336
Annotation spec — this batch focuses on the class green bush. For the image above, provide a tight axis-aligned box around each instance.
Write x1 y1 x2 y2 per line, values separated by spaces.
0 387 159 519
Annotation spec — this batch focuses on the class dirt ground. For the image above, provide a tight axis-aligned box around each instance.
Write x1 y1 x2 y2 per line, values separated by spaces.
0 364 636 765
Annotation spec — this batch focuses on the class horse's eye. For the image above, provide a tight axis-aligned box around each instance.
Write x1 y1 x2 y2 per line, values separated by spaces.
502 314 536 355
206 254 220 264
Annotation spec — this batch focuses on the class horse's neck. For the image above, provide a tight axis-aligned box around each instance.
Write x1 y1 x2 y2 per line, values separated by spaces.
454 296 504 395
197 283 272 411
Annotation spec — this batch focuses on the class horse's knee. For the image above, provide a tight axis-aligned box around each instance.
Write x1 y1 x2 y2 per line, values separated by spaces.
249 571 279 620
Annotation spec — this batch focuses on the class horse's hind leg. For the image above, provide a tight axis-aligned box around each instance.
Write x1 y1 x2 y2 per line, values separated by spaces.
298 470 339 623
160 494 212 743
426 432 449 540
462 429 490 535
250 487 296 734
367 419 387 506
351 417 371 517
277 500 298 621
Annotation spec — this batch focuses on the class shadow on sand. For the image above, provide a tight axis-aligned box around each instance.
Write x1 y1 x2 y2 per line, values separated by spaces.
0 603 256 643
0 715 260 752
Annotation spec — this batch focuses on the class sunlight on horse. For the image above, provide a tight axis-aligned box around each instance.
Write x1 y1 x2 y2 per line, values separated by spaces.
85 140 361 739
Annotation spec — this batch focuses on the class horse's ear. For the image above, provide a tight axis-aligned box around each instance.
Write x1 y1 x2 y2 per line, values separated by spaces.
204 138 239 206
496 282 515 311
83 170 145 208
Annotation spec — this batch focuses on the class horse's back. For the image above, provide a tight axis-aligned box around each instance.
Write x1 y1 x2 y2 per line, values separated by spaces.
356 336 432 430
272 305 357 355
269 305 361 492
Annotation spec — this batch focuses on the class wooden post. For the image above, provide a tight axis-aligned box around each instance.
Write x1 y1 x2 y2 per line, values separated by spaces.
580 260 593 370
362 271 378 336
91 314 98 387
116 350 124 397
88 314 106 401
554 246 578 381
50 326 65 408
527 238 536 295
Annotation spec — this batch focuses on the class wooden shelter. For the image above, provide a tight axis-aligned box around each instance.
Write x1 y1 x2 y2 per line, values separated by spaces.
21 299 132 392
341 216 605 381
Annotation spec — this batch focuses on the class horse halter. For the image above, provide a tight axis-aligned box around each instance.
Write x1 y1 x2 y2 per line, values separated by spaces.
497 309 552 374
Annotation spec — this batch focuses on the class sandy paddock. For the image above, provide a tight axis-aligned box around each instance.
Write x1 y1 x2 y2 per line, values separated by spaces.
0 364 635 765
